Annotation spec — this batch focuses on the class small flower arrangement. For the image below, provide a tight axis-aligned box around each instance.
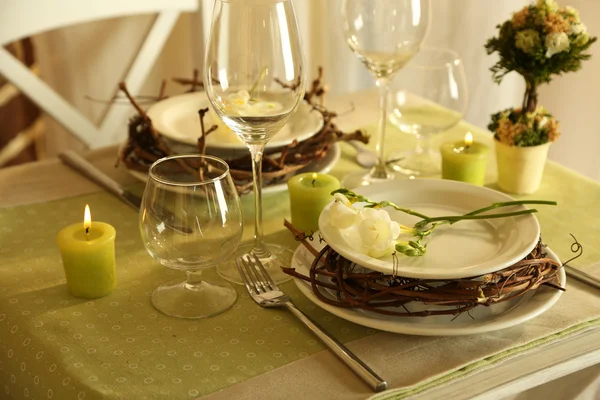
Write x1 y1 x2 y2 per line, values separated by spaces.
485 0 596 146
488 106 560 147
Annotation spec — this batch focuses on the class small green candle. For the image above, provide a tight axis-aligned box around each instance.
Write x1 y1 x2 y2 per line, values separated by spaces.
56 205 116 299
441 133 490 186
287 173 341 234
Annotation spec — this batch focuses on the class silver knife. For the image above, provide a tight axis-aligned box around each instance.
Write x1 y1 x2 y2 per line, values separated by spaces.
59 150 141 211
59 151 191 234
564 263 600 291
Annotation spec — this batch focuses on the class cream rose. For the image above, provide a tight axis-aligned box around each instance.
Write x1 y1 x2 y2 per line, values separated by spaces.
545 32 570 58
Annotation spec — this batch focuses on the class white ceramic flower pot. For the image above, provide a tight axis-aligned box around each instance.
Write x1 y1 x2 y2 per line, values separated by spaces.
495 140 551 194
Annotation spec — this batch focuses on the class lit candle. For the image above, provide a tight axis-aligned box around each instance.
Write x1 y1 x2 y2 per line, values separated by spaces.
56 205 116 298
287 173 341 234
440 132 490 186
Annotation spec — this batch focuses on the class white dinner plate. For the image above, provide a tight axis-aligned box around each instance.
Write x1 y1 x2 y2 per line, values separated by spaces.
318 179 541 279
124 143 341 195
291 242 565 336
146 92 324 150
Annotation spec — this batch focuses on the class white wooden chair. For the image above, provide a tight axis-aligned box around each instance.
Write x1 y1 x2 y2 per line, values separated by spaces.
0 0 198 149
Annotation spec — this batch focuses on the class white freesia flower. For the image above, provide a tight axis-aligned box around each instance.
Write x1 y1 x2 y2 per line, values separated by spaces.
328 193 359 229
515 29 541 54
356 208 401 258
545 32 570 58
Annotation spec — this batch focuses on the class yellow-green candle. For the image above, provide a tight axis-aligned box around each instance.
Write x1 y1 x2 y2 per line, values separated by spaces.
56 205 116 299
441 133 490 186
288 173 341 234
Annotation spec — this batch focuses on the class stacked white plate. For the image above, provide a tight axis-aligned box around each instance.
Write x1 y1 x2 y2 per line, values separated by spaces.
124 92 340 193
291 179 565 336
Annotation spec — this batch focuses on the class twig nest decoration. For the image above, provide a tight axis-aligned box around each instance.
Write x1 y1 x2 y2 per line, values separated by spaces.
116 68 369 195
283 221 565 318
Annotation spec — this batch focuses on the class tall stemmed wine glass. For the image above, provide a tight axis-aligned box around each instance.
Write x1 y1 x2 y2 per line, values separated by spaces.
341 0 430 188
204 0 306 284
389 47 468 177
140 155 243 319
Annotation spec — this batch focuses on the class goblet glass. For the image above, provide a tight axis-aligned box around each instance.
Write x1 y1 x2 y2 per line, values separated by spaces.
140 154 243 319
389 47 468 177
204 0 306 284
341 0 430 188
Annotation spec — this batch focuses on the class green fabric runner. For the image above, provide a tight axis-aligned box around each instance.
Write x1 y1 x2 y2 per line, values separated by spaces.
1 122 600 400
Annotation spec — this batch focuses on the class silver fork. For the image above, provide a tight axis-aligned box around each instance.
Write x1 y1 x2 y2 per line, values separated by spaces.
236 253 388 393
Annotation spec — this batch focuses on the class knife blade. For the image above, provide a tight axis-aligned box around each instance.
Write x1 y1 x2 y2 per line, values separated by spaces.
59 151 192 234
564 263 600 291
59 150 141 211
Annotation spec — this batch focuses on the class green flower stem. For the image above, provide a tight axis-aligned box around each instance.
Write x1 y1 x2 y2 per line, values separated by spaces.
370 201 431 221
332 188 557 257
464 200 557 216
416 209 538 227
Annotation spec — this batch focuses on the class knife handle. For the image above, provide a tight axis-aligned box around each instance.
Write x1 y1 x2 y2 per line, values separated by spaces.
59 151 124 198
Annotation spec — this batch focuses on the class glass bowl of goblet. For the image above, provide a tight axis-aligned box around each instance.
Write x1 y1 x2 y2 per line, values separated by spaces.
388 47 468 177
140 154 243 319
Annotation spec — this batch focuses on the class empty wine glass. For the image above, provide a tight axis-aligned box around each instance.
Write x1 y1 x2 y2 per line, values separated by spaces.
140 154 243 319
389 47 468 176
204 0 306 284
341 0 430 188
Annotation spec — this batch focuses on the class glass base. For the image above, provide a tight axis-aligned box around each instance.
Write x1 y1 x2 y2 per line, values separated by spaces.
217 243 294 285
151 276 237 319
389 150 441 177
341 168 394 189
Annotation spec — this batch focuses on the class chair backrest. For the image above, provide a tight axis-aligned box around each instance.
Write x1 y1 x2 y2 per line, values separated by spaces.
0 0 198 148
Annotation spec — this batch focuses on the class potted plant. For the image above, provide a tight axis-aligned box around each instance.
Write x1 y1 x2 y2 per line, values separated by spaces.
485 0 596 194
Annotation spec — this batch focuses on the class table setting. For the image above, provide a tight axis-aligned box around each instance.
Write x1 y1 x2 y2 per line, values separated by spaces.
2 0 600 399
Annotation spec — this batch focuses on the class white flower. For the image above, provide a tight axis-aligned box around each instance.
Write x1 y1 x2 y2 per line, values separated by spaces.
356 208 401 258
224 90 283 117
564 6 581 22
570 22 587 36
545 32 570 58
537 0 558 12
328 193 359 229
515 29 541 54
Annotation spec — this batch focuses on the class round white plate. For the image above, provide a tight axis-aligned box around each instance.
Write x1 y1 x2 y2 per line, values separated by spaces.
125 143 341 195
318 179 541 279
291 242 565 336
147 92 324 150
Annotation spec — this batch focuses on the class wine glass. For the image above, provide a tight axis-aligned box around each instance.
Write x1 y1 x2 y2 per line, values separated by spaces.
389 47 468 176
140 154 243 319
204 0 306 284
341 0 430 188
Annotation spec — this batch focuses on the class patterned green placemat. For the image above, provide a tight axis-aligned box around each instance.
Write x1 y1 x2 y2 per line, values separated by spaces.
0 192 378 400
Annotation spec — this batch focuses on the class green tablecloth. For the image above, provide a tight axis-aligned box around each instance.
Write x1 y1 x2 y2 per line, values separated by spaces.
1 122 599 400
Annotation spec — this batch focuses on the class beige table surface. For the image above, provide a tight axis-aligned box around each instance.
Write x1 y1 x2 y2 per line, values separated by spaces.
1 90 600 400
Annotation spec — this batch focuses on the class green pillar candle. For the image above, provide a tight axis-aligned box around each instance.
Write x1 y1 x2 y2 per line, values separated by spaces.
441 133 490 186
56 205 116 299
287 172 341 234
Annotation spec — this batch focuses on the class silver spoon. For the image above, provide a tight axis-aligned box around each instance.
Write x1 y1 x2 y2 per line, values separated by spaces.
348 141 378 168
347 141 405 169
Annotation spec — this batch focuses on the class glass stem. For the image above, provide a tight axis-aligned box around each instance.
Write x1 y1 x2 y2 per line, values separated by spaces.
184 270 203 291
248 143 268 257
371 77 391 179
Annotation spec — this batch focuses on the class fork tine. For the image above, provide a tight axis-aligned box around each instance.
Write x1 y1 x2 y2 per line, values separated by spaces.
252 253 278 291
241 255 268 293
246 254 273 292
236 258 258 295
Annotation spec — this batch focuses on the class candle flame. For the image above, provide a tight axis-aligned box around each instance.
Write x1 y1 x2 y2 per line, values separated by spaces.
464 132 473 147
312 173 318 180
84 204 91 233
